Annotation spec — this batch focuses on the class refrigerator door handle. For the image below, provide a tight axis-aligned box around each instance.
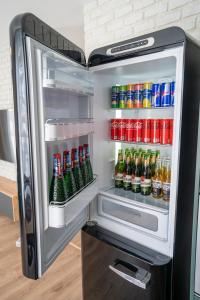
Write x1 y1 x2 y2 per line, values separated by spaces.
109 260 151 290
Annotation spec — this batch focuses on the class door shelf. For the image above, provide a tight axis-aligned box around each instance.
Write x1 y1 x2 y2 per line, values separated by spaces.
49 175 98 228
110 140 172 147
43 79 94 96
45 118 94 142
100 186 169 214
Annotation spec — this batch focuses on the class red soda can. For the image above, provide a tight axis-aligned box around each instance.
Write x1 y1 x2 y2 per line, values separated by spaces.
150 119 160 144
160 119 170 144
169 119 174 144
111 119 119 140
118 119 126 141
142 119 151 143
125 119 134 142
133 119 143 142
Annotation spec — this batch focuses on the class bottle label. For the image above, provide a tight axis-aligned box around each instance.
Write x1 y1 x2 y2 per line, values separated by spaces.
131 176 141 192
140 179 151 195
152 180 162 197
115 173 123 187
163 182 170 201
53 157 61 176
123 175 132 189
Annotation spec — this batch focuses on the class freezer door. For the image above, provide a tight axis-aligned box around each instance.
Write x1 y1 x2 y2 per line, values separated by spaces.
11 30 97 279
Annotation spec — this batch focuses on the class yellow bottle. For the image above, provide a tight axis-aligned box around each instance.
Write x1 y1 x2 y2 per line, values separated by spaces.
152 159 162 199
162 160 171 202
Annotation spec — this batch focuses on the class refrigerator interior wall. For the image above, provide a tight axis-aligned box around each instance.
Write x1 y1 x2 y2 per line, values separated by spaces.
25 37 97 277
90 46 184 257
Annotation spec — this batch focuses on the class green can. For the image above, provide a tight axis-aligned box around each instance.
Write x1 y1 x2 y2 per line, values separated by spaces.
119 85 127 109
111 85 120 108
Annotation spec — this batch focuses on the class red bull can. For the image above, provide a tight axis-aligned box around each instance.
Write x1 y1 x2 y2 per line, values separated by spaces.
161 82 171 107
151 83 161 107
171 81 175 106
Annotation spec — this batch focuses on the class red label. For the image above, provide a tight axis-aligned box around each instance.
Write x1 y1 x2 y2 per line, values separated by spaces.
142 119 151 143
118 119 126 141
111 119 119 140
125 119 134 142
133 120 143 142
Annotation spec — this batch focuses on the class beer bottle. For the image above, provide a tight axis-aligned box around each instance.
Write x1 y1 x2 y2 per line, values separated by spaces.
115 149 125 188
63 150 77 197
140 155 152 196
123 153 132 190
72 148 84 190
84 144 93 181
79 145 89 185
132 153 141 193
152 158 162 199
150 151 157 177
162 159 171 202
49 153 66 204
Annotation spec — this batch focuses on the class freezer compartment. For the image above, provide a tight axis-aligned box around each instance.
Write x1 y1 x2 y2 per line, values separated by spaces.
45 118 94 141
49 176 98 228
98 190 169 240
82 225 171 300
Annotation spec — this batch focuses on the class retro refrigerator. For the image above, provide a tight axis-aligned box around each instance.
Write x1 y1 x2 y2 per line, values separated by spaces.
10 13 200 300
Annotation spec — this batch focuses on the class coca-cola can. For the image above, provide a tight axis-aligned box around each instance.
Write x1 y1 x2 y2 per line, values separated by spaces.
160 119 170 144
150 119 160 144
142 119 151 143
133 119 143 143
111 119 119 140
169 119 174 144
125 119 134 142
118 119 126 141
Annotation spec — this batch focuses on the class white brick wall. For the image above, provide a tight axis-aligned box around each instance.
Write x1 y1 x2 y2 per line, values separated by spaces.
0 43 16 181
83 0 200 57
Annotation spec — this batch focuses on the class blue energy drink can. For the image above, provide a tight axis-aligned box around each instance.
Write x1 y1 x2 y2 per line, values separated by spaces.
171 81 175 106
161 82 171 107
151 83 161 107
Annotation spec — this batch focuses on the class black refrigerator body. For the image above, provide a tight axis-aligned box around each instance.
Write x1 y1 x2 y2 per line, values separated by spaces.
81 225 171 300
10 13 200 300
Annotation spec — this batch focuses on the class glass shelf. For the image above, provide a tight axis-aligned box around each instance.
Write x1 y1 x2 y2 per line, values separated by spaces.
110 140 172 147
101 186 169 213
111 106 174 110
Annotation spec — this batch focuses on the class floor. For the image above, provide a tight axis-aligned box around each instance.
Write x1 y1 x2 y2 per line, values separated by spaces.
0 215 82 300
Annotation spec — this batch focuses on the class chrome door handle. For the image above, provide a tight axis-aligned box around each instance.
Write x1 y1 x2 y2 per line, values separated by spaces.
109 263 151 290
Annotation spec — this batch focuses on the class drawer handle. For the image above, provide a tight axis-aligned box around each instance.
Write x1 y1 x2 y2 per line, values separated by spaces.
109 260 151 290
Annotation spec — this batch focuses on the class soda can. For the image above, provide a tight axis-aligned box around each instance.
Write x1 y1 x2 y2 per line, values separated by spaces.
151 83 161 107
119 85 127 109
150 119 160 144
111 119 119 140
171 81 175 106
111 85 120 108
160 119 170 144
142 82 152 108
133 119 143 143
126 84 134 108
118 119 126 141
134 84 143 108
161 82 171 107
142 119 151 143
125 119 134 142
169 119 174 144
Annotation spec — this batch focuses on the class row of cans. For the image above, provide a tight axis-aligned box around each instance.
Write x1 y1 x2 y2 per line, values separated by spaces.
111 119 173 145
111 81 175 109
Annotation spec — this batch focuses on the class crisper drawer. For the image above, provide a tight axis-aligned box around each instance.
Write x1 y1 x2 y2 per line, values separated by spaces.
98 195 169 240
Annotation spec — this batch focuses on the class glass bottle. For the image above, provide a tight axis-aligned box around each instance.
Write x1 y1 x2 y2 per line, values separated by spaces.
63 150 77 197
132 153 141 193
115 149 125 188
162 159 171 202
49 153 66 204
84 144 93 181
72 148 84 190
140 155 152 196
123 153 132 190
152 158 162 199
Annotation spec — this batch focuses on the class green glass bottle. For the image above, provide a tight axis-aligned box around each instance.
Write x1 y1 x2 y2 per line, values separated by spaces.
63 150 77 197
72 148 84 190
79 145 90 185
123 153 132 190
132 153 141 193
115 149 125 188
140 154 152 196
49 153 66 204
84 144 93 182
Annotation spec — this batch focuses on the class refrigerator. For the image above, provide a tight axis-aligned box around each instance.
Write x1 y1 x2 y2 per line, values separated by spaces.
10 13 200 300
